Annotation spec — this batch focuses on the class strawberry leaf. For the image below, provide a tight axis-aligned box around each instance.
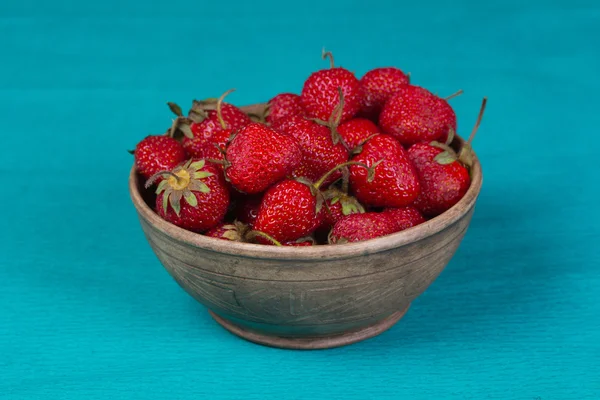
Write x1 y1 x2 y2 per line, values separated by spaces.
434 151 457 165
162 192 170 215
445 126 455 146
170 191 183 216
194 171 214 179
156 179 170 194
190 160 206 171
222 230 240 241
183 190 197 207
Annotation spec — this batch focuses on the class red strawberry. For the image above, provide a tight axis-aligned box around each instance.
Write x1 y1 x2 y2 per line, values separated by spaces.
133 135 186 180
358 67 410 120
252 179 323 243
328 212 399 244
181 90 251 158
379 85 456 146
300 50 360 124
192 128 234 166
337 118 380 151
205 221 249 241
224 122 302 194
318 187 365 232
233 195 262 226
408 98 487 217
274 115 348 185
146 159 230 232
350 134 420 208
265 93 304 125
381 206 426 231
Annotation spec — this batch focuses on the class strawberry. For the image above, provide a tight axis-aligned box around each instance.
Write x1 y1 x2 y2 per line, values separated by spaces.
318 187 365 232
192 127 234 167
381 206 426 231
224 122 302 194
180 90 251 158
205 221 249 241
379 85 457 146
146 159 230 232
408 98 487 217
337 118 380 151
300 50 360 124
233 195 262 226
274 115 348 185
328 212 399 244
358 67 409 121
251 161 375 244
133 135 186 180
251 179 322 243
265 93 304 125
349 134 420 208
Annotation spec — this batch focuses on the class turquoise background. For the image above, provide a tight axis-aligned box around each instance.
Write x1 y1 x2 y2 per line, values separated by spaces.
1 0 599 398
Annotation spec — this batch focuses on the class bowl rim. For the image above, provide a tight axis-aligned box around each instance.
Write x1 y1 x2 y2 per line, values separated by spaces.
129 133 483 261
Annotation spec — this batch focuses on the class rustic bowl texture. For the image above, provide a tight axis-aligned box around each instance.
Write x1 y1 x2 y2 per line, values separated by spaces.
129 104 483 350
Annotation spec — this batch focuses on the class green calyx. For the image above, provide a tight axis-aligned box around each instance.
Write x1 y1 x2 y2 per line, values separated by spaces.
145 159 214 216
323 188 365 216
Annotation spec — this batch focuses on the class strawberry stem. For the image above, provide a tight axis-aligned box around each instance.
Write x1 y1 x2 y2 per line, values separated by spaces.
445 89 464 101
216 89 235 130
464 97 487 146
246 230 282 246
322 48 335 68
145 171 183 188
314 161 373 190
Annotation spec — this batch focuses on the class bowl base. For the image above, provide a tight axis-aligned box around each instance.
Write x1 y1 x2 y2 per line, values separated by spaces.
209 304 410 350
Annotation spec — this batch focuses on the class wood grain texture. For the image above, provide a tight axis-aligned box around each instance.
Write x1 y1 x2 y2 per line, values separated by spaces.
1 0 599 398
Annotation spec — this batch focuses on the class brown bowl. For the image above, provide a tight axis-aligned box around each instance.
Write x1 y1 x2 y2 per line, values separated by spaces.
129 104 483 350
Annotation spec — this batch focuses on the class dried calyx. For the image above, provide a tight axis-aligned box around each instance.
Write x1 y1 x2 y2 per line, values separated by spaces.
323 187 365 216
246 230 283 246
220 221 250 241
145 159 213 216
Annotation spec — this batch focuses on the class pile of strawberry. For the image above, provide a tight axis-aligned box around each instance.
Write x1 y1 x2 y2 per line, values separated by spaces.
133 50 486 246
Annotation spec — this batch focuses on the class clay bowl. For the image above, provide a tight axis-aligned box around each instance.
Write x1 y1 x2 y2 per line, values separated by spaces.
129 104 483 350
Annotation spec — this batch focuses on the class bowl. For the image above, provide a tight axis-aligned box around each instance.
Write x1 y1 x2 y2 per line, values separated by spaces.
129 103 483 350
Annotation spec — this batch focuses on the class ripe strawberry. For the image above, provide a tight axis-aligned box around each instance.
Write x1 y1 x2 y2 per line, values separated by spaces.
337 118 380 151
192 128 234 166
133 135 186 180
265 93 304 125
379 85 456 146
381 206 426 231
146 159 230 232
252 179 322 243
224 122 302 194
328 212 399 244
358 67 409 120
318 187 365 231
300 50 360 124
233 195 262 226
205 221 249 241
408 143 470 217
408 98 487 217
350 134 420 208
181 90 251 158
274 115 348 185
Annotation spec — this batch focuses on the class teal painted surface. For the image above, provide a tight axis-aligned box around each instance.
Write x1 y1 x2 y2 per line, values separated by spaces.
1 0 599 398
